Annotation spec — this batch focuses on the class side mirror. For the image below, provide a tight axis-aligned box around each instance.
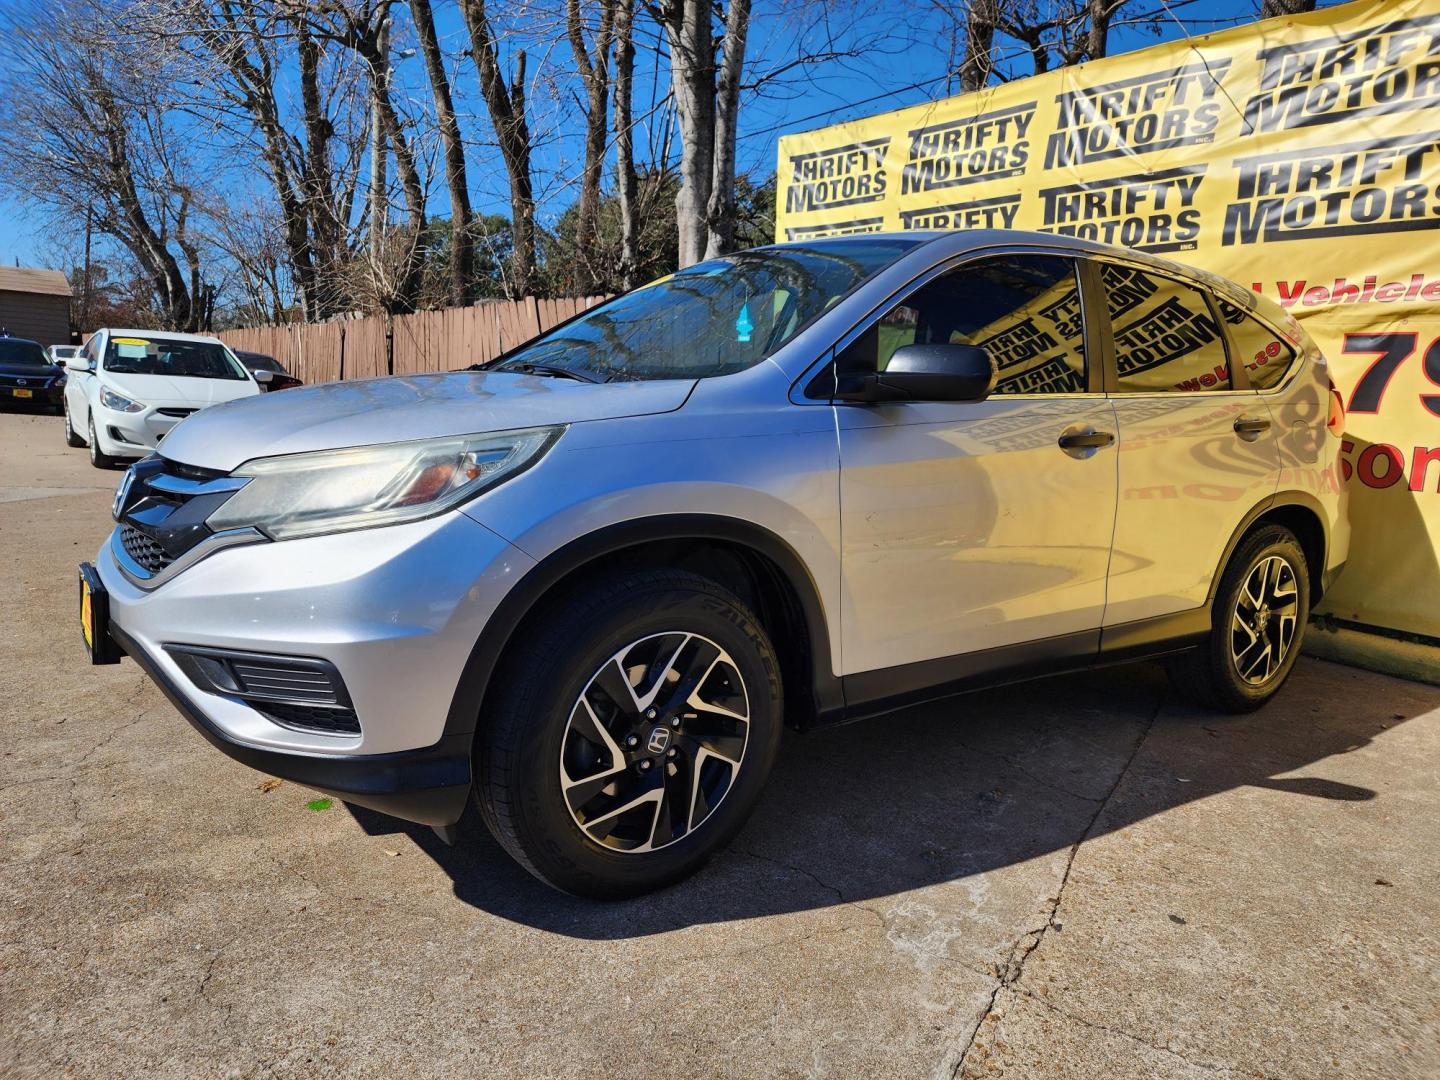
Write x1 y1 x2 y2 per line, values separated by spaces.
834 342 994 404
53 358 66 368
70 356 94 373
253 368 274 385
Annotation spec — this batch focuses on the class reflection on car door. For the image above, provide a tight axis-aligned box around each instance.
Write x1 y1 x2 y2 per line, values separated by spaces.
833 253 1119 685
1098 262 1282 627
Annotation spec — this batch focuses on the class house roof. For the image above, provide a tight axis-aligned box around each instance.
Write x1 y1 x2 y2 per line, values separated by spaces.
0 267 72 298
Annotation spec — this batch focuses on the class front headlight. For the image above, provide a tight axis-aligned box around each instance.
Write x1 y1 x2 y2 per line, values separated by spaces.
99 387 145 413
206 426 562 541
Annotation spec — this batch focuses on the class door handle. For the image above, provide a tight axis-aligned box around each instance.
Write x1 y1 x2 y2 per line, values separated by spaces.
1233 416 1271 439
1057 430 1115 450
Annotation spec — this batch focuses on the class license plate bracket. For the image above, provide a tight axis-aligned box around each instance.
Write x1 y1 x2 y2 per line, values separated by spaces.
78 562 123 665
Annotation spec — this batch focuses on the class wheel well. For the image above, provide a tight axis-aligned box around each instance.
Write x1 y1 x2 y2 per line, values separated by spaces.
489 538 821 730
1250 503 1326 603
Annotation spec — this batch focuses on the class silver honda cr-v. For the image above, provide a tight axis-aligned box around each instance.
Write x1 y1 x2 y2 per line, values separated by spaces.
79 231 1350 898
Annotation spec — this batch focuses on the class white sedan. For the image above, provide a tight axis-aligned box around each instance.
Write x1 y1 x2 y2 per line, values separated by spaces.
63 329 270 468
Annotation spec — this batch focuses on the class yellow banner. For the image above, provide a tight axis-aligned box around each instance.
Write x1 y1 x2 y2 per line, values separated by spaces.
776 0 1440 642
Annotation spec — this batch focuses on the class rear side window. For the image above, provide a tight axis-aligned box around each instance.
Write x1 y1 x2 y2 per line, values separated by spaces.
1217 300 1297 391
834 254 1088 395
1100 264 1231 393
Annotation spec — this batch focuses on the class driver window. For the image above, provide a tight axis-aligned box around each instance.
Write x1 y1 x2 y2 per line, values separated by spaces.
833 255 1087 395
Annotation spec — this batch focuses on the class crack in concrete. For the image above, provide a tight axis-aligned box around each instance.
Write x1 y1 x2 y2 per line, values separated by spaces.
197 933 243 1020
949 690 1167 1079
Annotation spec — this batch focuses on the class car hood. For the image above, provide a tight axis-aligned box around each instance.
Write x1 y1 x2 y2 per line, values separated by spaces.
0 362 62 380
158 370 697 472
104 370 260 407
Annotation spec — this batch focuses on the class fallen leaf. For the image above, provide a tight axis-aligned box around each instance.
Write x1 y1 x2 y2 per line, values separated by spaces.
306 798 333 812
1374 878 1393 887
383 849 400 858
257 779 282 793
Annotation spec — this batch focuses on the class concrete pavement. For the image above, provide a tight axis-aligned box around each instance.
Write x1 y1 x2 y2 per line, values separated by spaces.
2 408 1436 1078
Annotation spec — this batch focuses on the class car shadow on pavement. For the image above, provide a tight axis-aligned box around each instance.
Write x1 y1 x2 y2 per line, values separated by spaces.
346 659 1428 939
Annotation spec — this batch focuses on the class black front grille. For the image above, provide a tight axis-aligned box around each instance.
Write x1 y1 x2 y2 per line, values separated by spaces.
166 646 361 737
120 524 173 574
230 659 341 703
256 702 361 735
115 457 247 579
0 373 52 388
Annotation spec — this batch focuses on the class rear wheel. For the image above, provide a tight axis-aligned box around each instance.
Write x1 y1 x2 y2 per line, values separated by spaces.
63 399 85 446
475 569 783 898
1169 524 1310 712
87 415 121 469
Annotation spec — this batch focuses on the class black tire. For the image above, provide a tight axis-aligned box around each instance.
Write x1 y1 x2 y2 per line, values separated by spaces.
475 569 784 899
87 415 121 469
1168 525 1310 713
63 400 85 446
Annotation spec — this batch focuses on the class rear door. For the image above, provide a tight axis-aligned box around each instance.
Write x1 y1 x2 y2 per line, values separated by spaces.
833 250 1119 683
1095 261 1282 629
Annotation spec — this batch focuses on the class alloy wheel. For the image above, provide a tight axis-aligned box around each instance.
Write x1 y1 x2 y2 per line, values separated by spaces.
1230 555 1299 685
559 631 750 854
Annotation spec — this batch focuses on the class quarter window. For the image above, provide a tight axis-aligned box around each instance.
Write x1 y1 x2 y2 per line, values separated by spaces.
834 254 1087 395
1100 264 1231 393
1218 300 1297 391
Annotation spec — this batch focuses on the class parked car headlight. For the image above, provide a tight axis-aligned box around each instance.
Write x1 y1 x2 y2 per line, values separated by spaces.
99 387 145 413
205 427 563 540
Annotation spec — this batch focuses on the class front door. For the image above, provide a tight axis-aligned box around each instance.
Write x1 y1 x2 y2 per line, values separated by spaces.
832 253 1119 683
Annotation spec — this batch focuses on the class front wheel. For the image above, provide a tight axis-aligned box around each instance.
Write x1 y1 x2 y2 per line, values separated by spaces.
63 399 85 446
87 415 121 469
1169 524 1310 713
475 569 783 898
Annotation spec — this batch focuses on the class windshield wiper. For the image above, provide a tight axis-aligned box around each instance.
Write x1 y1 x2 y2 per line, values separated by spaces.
496 361 605 384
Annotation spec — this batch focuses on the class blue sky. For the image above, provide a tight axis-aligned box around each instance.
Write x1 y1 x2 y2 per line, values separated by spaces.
0 0 1337 272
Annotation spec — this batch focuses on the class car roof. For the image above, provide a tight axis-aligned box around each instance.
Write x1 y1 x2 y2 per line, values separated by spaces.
97 327 226 345
0 332 44 346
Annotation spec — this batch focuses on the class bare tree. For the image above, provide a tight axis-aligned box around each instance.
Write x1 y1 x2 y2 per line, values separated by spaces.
611 0 640 288
0 0 216 330
410 0 475 304
652 0 751 266
460 0 538 297
566 0 619 293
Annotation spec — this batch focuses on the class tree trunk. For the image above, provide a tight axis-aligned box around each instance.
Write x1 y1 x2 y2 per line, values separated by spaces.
460 0 536 297
411 0 474 305
297 22 342 318
704 0 749 259
658 0 715 268
612 0 638 289
1260 0 1315 16
567 0 616 294
1086 0 1111 61
958 0 997 92
368 15 390 247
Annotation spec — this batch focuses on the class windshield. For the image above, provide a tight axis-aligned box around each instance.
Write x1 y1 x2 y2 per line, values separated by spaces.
103 336 248 380
0 340 48 365
492 240 918 381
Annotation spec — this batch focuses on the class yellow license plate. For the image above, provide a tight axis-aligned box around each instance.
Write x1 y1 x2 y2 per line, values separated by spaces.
12 388 32 398
80 575 94 648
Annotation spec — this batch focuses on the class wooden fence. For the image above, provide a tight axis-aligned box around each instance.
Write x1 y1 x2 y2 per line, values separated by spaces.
217 294 609 384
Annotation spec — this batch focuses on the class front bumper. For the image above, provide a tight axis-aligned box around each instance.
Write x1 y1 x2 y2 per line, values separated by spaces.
96 404 188 451
110 621 473 825
2 384 63 406
95 508 537 825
